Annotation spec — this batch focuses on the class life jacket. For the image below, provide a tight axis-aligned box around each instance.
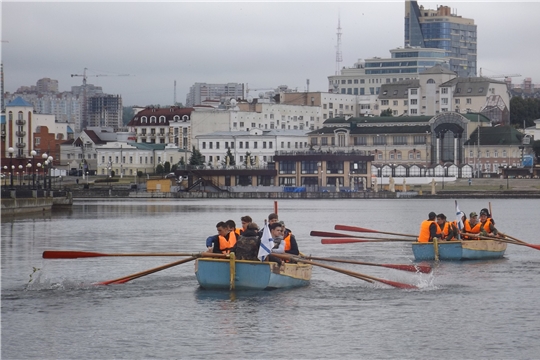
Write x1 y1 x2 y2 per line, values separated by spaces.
436 222 451 239
463 219 482 239
481 218 493 233
234 228 243 236
284 233 291 252
418 220 435 243
218 232 237 254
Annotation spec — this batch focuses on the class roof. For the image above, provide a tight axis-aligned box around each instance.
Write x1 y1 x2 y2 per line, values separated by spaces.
379 80 420 99
464 125 524 146
308 125 431 136
67 126 74 134
420 65 456 76
462 113 491 123
6 96 33 107
127 106 194 126
440 77 506 97
126 142 167 150
324 115 432 125
196 129 309 138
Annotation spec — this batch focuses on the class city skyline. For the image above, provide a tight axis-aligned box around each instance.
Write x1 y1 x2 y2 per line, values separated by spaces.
3 1 540 106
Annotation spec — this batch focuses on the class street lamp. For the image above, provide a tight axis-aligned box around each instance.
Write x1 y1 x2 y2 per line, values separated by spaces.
18 164 23 187
36 163 42 188
8 147 14 188
2 166 7 186
48 156 53 189
86 172 89 185
42 153 48 189
26 163 32 189
30 150 37 189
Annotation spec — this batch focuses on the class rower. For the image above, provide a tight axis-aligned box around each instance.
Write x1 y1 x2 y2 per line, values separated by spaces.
463 212 481 239
436 213 458 241
214 221 237 254
418 212 438 243
479 209 498 236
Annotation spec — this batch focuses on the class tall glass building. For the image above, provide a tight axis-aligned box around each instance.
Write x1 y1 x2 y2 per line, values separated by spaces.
404 1 477 77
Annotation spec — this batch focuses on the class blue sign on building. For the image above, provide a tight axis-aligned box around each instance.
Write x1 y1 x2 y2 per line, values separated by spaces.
522 155 534 167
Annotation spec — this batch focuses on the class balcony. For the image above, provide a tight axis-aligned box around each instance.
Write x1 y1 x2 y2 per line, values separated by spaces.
16 119 26 125
16 142 26 149
16 130 26 137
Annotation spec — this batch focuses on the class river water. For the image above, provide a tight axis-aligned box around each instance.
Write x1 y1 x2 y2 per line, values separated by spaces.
2 198 540 359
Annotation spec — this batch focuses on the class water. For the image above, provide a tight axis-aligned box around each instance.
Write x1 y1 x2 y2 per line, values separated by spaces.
2 199 540 359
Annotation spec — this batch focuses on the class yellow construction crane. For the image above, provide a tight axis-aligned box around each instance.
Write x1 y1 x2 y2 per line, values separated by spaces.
71 68 130 129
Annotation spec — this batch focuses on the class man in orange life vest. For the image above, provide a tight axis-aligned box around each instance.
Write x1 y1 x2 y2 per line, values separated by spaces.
418 212 438 243
436 213 458 241
479 209 498 236
210 221 237 254
279 221 300 255
463 212 481 239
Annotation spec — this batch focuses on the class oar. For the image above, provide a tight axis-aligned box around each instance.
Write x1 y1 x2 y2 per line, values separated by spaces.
97 252 228 285
321 238 414 244
302 255 432 274
98 256 199 285
467 233 540 251
272 254 418 289
335 225 418 239
311 230 402 241
43 250 200 259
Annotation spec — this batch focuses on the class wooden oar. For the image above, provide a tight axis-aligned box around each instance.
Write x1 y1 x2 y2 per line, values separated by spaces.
43 250 200 259
272 254 418 289
335 224 418 239
465 233 540 251
302 255 432 274
321 238 414 244
96 252 228 285
311 230 401 241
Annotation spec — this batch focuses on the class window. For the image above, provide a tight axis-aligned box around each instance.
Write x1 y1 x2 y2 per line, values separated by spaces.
413 136 426 145
239 122 244 127
427 79 435 84
279 161 296 174
327 161 344 174
216 142 220 149
410 89 418 95
494 150 498 158
323 104 327 109
239 142 243 149
251 122 256 128
354 136 367 146
245 142 249 149
329 103 333 109
455 99 460 104
287 142 291 149
393 100 398 106
404 100 408 106
373 136 386 145
410 109 418 114
269 142 273 149
466 98 472 104
478 87 484 93
486 150 490 158
209 142 213 149
281 142 284 149
301 160 318 174
467 88 472 93
441 88 448 94
263 141 267 149
410 99 418 105
321 137 328 145
129 156 133 164
254 142 258 149
381 100 389 106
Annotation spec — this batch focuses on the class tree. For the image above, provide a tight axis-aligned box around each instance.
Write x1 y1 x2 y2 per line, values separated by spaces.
224 147 236 166
189 146 205 165
155 163 164 174
164 161 171 173
380 108 393 117
244 151 255 167
533 140 540 162
510 97 540 128
137 171 144 178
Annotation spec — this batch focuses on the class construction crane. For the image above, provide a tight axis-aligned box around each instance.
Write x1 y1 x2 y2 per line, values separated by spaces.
71 68 130 129
479 68 520 80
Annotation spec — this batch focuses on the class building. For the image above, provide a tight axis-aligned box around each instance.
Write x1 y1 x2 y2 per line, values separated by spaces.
36 78 59 94
86 94 123 131
405 1 477 77
185 82 244 107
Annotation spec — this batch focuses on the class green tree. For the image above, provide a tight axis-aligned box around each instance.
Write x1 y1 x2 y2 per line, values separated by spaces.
123 107 135 126
155 163 164 174
189 146 205 165
510 97 540 128
164 161 171 173
224 147 236 166
244 151 255 167
110 170 115 178
137 171 144 178
533 140 540 162
380 108 393 117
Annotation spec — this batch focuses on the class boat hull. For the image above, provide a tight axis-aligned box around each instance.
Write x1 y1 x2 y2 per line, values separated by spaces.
412 240 507 261
195 258 312 290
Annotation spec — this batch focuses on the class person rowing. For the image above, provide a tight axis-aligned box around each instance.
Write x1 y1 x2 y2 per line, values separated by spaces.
463 212 481 240
436 213 458 241
479 209 499 237
418 211 438 243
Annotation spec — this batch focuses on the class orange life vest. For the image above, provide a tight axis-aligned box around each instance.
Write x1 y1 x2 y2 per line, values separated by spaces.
464 220 481 233
481 218 493 233
436 222 451 239
418 220 435 243
284 233 291 252
218 232 237 254
234 228 243 236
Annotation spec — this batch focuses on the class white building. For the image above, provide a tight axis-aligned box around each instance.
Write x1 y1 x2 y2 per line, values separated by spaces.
185 82 244 107
196 129 309 167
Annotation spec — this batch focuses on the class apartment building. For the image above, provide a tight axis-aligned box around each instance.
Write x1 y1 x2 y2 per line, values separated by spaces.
185 82 244 107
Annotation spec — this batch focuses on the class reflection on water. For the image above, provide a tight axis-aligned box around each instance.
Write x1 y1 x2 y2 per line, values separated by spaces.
2 198 540 359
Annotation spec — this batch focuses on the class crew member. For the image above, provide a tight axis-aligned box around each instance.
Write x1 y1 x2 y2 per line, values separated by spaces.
213 221 237 254
463 212 482 239
479 209 498 236
280 221 300 255
238 215 253 236
232 222 260 260
436 213 457 241
418 212 438 243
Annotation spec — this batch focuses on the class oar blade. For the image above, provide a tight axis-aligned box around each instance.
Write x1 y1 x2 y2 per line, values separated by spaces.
310 230 351 238
43 251 107 259
382 264 432 274
526 244 540 251
321 238 370 244
377 279 418 289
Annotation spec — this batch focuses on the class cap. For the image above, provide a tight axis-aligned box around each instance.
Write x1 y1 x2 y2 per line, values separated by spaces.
480 208 490 216
470 212 478 218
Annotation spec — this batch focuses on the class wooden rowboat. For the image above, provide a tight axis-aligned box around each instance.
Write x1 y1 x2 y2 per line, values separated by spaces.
412 239 507 261
195 257 312 290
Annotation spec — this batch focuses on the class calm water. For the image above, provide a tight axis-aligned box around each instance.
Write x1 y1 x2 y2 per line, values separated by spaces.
2 199 540 359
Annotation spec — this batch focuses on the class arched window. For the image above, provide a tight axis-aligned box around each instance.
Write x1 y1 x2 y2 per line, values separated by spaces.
150 116 156 123
173 115 180 121
182 115 189 121
427 79 436 84
141 116 147 123
159 116 166 123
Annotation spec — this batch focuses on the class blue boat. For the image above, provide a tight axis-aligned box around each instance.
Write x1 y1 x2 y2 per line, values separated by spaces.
412 239 507 261
195 257 312 290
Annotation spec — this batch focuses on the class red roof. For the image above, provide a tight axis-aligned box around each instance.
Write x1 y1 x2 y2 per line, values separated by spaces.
127 106 194 126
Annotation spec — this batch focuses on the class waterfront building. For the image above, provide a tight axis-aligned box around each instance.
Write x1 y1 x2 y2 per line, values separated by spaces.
86 94 123 131
405 1 477 77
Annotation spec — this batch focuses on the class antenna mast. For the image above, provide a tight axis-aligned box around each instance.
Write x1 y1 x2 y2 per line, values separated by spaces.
335 16 343 75
174 80 177 105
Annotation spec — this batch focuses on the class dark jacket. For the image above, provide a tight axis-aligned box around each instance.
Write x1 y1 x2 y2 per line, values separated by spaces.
232 228 260 260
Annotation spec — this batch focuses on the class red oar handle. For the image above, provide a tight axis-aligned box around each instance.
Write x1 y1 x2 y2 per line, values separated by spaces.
335 225 379 233
43 251 108 259
310 230 354 238
321 238 373 244
382 264 432 274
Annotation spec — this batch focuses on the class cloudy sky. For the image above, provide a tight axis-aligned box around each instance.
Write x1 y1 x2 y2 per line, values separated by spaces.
2 1 539 106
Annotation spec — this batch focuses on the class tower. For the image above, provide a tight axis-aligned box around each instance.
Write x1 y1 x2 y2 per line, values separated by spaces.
335 16 343 76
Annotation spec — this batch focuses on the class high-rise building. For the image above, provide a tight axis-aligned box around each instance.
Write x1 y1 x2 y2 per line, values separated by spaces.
185 82 244 107
405 1 477 77
36 78 59 93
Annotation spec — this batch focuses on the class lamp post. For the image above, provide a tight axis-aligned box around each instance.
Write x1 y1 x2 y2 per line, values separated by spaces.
42 153 48 189
86 172 89 185
47 156 53 189
2 166 7 186
7 147 14 188
36 163 41 188
442 166 446 189
18 165 23 187
30 150 37 189
26 163 32 188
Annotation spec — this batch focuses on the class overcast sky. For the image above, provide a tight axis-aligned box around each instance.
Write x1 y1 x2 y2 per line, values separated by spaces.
2 1 539 107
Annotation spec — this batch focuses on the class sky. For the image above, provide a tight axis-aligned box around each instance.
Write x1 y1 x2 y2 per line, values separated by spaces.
2 1 540 107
